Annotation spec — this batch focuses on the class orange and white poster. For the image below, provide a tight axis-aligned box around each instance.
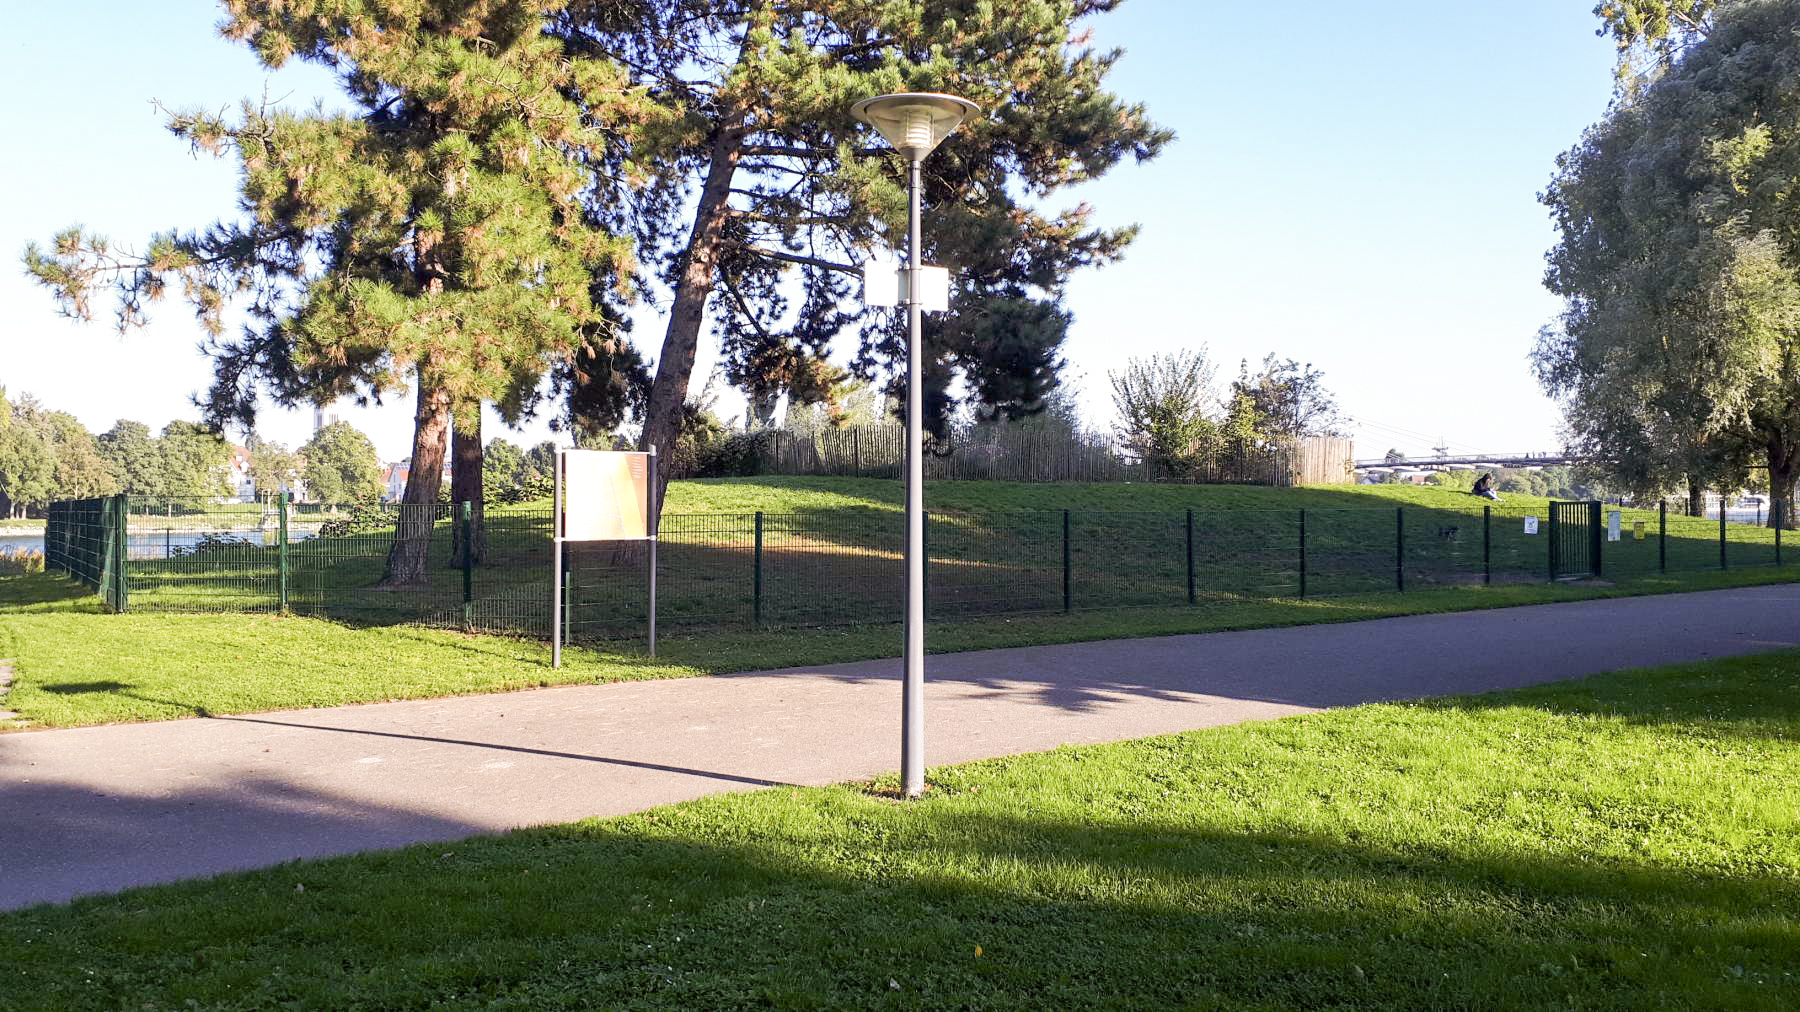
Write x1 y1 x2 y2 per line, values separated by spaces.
562 450 652 540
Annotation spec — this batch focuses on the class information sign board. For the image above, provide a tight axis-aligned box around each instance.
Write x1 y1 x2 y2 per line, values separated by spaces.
563 450 651 541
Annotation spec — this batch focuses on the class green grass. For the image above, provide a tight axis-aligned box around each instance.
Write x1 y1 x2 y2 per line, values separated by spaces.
5 561 1799 729
4 651 1796 1009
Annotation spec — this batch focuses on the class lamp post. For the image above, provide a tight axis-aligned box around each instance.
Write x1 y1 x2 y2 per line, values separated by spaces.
852 92 979 798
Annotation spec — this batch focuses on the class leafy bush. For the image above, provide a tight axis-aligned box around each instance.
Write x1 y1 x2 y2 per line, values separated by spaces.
171 533 256 557
1431 471 1478 492
0 549 45 575
317 502 398 538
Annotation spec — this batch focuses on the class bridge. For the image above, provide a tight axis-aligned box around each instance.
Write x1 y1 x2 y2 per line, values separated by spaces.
1353 452 1582 470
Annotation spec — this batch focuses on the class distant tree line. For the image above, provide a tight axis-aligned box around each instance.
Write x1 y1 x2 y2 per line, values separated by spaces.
0 387 386 515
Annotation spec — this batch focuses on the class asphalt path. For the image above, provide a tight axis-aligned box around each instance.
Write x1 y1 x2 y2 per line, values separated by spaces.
3 584 1798 911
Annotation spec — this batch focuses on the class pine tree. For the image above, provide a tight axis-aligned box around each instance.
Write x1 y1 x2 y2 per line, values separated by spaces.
25 1 648 583
554 0 1169 511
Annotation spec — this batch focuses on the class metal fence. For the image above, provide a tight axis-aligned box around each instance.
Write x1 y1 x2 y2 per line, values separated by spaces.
42 495 1789 644
44 496 127 609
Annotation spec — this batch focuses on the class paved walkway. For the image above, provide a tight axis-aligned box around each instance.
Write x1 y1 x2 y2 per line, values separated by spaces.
4 584 1799 911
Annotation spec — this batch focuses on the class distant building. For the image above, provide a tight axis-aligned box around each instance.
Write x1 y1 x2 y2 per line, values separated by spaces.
381 458 451 502
228 446 256 503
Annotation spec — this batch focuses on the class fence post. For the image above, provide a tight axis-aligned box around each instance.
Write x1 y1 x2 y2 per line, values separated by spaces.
753 511 764 628
1548 505 1559 581
853 429 860 478
1659 500 1667 573
1483 505 1491 585
923 510 931 619
1185 508 1195 604
1590 500 1603 579
1720 501 1728 570
1298 508 1307 599
111 495 129 612
461 500 474 630
278 493 290 613
1395 506 1404 592
1062 509 1072 613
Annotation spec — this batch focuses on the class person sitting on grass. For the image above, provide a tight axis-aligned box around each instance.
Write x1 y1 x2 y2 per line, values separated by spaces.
1471 472 1501 501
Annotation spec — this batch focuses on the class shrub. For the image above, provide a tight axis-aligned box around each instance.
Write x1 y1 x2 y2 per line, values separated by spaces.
0 549 45 575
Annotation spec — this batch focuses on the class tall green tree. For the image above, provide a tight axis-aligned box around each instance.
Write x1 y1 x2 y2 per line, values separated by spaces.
554 0 1169 511
1107 350 1219 478
1227 355 1347 446
24 0 647 583
97 420 166 499
245 433 299 502
158 421 233 499
0 390 55 518
481 437 527 504
1594 1 1716 87
43 412 118 501
301 421 383 504
1538 0 1800 521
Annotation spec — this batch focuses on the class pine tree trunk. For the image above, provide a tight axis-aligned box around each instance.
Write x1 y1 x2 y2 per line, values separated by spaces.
451 410 486 566
380 377 451 587
1687 477 1705 517
639 124 746 520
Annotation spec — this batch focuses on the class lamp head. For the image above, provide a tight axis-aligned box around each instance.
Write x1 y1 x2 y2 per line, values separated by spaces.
851 93 980 160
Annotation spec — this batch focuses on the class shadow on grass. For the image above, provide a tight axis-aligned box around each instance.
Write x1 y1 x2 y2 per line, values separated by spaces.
0 573 108 611
0 789 1792 1009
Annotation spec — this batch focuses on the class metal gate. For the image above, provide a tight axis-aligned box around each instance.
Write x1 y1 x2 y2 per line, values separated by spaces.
1549 500 1602 580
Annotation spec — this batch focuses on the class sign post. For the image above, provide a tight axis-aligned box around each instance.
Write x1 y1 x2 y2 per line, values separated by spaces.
552 447 658 666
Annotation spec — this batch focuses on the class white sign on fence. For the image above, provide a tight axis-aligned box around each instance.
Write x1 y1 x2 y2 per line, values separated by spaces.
1523 515 1539 535
1608 510 1622 542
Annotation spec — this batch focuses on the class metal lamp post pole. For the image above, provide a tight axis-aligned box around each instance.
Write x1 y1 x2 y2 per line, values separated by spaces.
852 90 978 801
902 154 926 797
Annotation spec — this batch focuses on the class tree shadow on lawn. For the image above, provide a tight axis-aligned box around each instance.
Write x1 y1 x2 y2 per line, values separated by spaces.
0 573 109 611
1 797 1792 1009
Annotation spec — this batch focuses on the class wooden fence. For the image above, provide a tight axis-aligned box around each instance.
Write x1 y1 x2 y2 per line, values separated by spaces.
751 427 1354 486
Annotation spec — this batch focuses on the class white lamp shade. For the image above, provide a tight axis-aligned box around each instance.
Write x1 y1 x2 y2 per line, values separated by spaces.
851 93 980 159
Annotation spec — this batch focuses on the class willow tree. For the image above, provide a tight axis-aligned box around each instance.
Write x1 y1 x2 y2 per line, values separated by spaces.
1538 0 1800 521
554 0 1168 507
25 0 646 581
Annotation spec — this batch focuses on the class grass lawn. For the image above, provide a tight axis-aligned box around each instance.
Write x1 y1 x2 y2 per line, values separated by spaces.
3 650 1796 1009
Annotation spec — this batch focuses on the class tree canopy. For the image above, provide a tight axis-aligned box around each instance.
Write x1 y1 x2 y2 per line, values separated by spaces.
551 0 1168 500
302 421 383 504
24 0 646 581
1108 349 1219 477
1538 0 1800 518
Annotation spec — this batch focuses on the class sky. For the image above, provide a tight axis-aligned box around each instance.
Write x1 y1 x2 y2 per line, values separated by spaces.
0 2 1621 463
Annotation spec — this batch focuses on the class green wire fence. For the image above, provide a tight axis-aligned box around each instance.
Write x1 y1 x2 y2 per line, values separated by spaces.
40 494 1789 643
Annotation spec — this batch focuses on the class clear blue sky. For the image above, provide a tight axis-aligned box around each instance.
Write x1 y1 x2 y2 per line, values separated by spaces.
0 2 1619 462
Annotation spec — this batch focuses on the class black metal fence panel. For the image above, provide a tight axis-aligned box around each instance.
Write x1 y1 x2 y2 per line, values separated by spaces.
40 493 1794 642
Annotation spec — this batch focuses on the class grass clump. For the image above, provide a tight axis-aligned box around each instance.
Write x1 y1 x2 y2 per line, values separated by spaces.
2 651 1796 1009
